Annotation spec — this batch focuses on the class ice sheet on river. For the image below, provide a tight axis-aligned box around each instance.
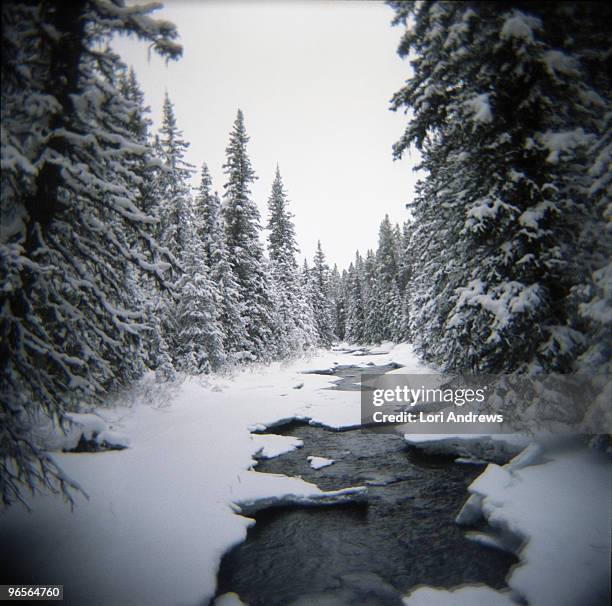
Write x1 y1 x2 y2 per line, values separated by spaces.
403 434 530 463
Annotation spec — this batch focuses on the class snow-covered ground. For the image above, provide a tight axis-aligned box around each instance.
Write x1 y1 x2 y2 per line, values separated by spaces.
0 344 425 606
1 343 609 606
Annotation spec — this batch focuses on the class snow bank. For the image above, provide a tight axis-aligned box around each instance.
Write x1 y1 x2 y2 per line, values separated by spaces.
34 412 130 451
368 341 395 354
470 447 612 606
235 485 367 516
403 434 530 463
457 440 611 606
383 342 429 370
403 584 516 606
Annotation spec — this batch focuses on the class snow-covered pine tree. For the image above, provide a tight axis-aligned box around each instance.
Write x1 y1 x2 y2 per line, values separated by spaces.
196 164 220 264
362 249 381 343
344 253 366 344
118 67 158 216
299 259 319 345
119 68 151 155
396 220 413 341
572 74 611 436
153 93 196 369
157 93 195 266
1 0 181 507
266 166 316 352
374 216 403 342
389 1 610 373
337 218 407 345
194 164 246 357
117 67 170 376
174 219 225 374
267 167 298 265
329 265 346 342
222 110 278 360
575 112 612 376
311 241 335 346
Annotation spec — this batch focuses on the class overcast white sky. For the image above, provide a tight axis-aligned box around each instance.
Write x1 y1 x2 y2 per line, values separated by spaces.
113 0 419 269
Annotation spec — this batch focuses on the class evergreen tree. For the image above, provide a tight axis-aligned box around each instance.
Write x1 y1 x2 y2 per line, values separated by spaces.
389 1 611 373
266 166 316 351
222 110 278 360
340 219 407 344
1 0 181 507
194 164 246 356
345 253 366 344
119 67 151 152
267 166 299 266
396 220 413 341
196 164 219 264
174 221 225 374
311 241 335 346
573 90 612 378
373 216 403 342
117 67 169 375
362 249 380 343
299 259 319 345
329 265 346 341
157 93 195 265
150 94 196 373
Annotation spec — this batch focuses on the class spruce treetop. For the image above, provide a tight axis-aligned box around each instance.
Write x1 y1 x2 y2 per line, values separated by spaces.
267 165 299 266
223 109 257 199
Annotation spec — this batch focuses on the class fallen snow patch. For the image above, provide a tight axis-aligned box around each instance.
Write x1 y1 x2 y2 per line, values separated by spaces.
368 341 396 354
307 455 335 469
252 433 303 459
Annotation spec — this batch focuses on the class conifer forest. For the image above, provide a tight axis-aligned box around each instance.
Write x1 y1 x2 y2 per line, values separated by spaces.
1 2 610 606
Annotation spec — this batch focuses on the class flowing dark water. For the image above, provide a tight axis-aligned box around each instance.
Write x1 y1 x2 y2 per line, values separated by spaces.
214 364 518 606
